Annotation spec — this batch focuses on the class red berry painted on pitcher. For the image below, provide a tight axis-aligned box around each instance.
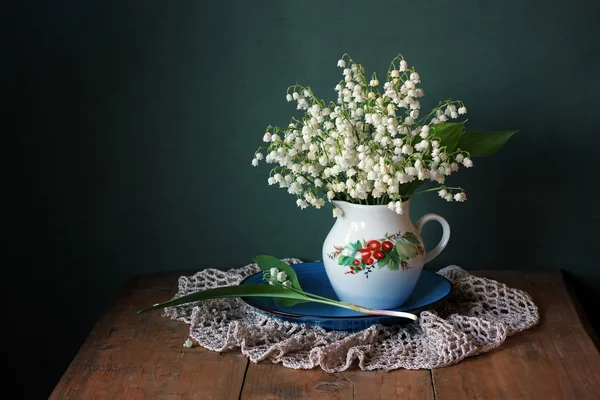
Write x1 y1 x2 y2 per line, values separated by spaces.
382 241 394 252
329 230 420 276
363 256 375 265
367 240 381 251
358 248 372 257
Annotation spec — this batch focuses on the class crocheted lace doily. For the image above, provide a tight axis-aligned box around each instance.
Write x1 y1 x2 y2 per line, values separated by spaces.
164 259 539 372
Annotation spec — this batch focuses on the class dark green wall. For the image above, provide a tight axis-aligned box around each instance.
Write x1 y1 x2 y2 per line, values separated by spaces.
7 0 600 397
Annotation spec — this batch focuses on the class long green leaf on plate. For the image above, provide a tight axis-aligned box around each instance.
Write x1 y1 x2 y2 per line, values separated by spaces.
137 283 309 314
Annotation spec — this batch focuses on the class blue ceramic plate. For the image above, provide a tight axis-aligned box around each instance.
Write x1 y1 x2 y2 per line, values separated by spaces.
240 261 452 331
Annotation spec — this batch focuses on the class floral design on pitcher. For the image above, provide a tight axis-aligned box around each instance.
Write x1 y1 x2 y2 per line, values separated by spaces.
327 231 425 277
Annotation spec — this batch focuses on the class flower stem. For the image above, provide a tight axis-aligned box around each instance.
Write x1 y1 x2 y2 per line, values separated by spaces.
412 186 462 196
286 287 418 321
344 303 419 320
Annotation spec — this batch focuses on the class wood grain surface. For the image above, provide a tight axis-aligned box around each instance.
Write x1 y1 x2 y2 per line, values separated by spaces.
240 363 433 400
50 270 600 400
49 272 249 400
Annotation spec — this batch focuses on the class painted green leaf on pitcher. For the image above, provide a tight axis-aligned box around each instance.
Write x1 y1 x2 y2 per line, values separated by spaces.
396 240 419 259
402 232 420 245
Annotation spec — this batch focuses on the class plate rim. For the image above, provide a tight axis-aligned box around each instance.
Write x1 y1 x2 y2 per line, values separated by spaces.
239 263 453 320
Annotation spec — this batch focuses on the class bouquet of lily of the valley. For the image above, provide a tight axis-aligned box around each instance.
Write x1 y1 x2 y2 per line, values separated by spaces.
252 54 517 216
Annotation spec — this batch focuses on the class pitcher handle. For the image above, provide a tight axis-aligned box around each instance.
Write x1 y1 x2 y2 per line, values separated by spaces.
415 214 451 264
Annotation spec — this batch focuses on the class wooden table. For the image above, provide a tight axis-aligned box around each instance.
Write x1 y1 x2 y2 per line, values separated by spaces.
51 270 600 399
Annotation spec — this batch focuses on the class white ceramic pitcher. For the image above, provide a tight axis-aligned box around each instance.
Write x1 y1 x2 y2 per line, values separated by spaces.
322 200 450 309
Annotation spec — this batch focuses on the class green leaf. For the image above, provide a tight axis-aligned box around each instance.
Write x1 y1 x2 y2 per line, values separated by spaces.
398 179 425 197
274 296 307 308
397 240 419 258
350 240 362 250
340 256 354 266
253 255 303 291
395 242 411 260
388 249 400 262
402 232 420 245
398 122 465 197
388 259 400 271
138 252 419 321
252 255 310 306
457 130 518 157
339 255 355 266
378 256 390 268
137 284 310 314
431 121 466 153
